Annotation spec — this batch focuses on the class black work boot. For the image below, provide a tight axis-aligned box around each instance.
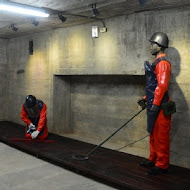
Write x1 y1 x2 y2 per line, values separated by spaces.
147 166 168 176
139 160 155 168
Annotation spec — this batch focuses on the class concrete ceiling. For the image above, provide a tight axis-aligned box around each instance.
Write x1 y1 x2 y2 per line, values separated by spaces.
0 0 190 39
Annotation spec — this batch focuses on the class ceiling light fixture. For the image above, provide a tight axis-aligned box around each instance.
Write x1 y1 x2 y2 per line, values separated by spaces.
89 4 100 17
10 24 18 32
27 18 39 26
138 0 147 6
58 14 67 23
0 2 49 17
31 18 39 26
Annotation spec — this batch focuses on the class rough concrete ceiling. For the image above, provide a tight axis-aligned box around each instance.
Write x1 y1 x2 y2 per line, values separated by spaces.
0 0 190 39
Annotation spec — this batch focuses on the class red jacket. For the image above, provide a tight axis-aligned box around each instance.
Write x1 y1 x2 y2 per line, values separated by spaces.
21 103 47 132
153 53 171 106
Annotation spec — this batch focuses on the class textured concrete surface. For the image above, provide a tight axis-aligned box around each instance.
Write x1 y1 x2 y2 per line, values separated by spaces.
1 0 190 39
0 143 117 190
0 6 190 169
0 39 8 121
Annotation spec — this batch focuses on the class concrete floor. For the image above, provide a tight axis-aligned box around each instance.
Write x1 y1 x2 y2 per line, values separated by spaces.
0 143 117 190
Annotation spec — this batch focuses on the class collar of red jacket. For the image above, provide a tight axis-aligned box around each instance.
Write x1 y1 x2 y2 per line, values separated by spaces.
154 53 166 61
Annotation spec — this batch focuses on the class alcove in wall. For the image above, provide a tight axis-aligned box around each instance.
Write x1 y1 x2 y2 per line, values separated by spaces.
53 75 146 146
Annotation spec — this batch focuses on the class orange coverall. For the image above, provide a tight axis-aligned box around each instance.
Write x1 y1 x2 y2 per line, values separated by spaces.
21 102 48 140
148 53 171 169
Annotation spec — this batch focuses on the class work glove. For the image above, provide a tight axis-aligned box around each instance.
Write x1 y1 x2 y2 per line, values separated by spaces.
28 123 36 130
150 104 160 112
27 123 36 133
31 130 40 139
137 98 147 110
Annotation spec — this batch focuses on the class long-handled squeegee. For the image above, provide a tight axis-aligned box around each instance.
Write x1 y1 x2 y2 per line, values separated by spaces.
72 107 145 161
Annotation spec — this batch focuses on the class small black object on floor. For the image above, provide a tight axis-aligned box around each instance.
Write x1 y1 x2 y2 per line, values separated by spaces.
0 121 189 190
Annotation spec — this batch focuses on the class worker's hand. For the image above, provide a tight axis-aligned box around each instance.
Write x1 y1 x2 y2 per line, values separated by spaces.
28 123 36 130
150 104 159 112
137 99 147 110
31 130 40 139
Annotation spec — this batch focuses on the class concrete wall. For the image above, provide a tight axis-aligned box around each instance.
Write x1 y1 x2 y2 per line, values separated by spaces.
6 33 51 123
1 7 190 168
0 39 8 120
53 75 146 140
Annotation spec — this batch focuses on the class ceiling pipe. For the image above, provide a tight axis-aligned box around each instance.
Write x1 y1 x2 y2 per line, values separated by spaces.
66 13 105 27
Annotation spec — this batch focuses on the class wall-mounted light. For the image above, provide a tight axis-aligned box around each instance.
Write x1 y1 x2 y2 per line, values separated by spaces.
0 2 49 17
92 26 99 38
58 14 67 23
10 24 18 32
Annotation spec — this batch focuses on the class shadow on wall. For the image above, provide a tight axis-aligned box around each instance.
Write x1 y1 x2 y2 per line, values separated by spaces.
167 47 190 167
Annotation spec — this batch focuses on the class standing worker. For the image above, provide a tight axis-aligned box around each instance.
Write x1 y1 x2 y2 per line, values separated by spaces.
139 32 173 175
21 95 48 140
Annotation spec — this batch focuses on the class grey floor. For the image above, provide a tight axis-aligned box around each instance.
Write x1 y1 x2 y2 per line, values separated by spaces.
0 143 118 190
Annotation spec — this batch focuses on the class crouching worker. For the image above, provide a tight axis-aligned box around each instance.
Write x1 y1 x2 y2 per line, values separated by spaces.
21 95 48 140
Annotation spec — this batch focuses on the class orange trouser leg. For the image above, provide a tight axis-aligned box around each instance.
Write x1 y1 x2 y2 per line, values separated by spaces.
149 134 156 163
25 132 48 140
25 125 48 140
36 132 48 140
36 125 48 140
149 109 171 169
25 133 32 139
